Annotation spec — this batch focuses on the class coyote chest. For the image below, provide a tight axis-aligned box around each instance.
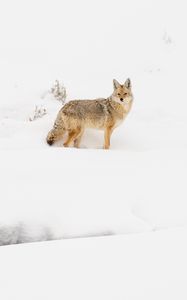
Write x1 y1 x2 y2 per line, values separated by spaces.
113 117 124 128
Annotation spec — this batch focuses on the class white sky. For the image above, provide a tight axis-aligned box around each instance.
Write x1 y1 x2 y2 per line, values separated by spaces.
0 0 186 97
0 0 185 58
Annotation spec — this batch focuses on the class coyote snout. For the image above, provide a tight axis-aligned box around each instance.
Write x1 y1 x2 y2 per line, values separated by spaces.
46 78 133 149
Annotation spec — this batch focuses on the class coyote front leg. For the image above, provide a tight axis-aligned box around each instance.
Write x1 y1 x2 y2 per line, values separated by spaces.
104 126 114 149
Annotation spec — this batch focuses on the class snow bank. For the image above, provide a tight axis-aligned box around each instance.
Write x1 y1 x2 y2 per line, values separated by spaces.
0 145 187 241
0 227 187 300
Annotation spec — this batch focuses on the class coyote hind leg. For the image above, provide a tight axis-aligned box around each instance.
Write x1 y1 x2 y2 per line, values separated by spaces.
74 129 84 148
64 128 82 148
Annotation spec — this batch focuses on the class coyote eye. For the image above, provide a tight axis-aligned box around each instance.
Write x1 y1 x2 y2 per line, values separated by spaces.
124 93 127 96
117 93 120 96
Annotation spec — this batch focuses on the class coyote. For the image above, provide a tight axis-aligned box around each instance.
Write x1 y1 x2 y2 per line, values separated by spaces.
46 78 133 149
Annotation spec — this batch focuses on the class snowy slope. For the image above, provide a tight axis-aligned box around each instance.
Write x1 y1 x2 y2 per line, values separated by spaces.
0 227 187 300
1 145 187 241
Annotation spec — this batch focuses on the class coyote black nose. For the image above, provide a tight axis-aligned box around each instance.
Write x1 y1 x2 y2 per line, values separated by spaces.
120 98 123 102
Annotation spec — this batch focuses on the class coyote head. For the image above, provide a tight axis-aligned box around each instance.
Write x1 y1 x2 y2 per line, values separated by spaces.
112 78 133 105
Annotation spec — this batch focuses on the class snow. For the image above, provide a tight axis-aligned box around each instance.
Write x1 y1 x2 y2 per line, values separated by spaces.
1 147 187 240
0 0 187 298
1 227 187 300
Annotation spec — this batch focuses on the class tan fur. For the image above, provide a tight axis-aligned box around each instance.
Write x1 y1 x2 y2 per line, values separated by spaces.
46 79 133 149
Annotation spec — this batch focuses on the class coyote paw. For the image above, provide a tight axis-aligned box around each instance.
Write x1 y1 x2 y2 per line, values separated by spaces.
63 143 69 147
103 145 110 150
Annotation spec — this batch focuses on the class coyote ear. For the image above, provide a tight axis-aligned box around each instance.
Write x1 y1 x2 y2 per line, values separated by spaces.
124 78 131 89
113 79 120 89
